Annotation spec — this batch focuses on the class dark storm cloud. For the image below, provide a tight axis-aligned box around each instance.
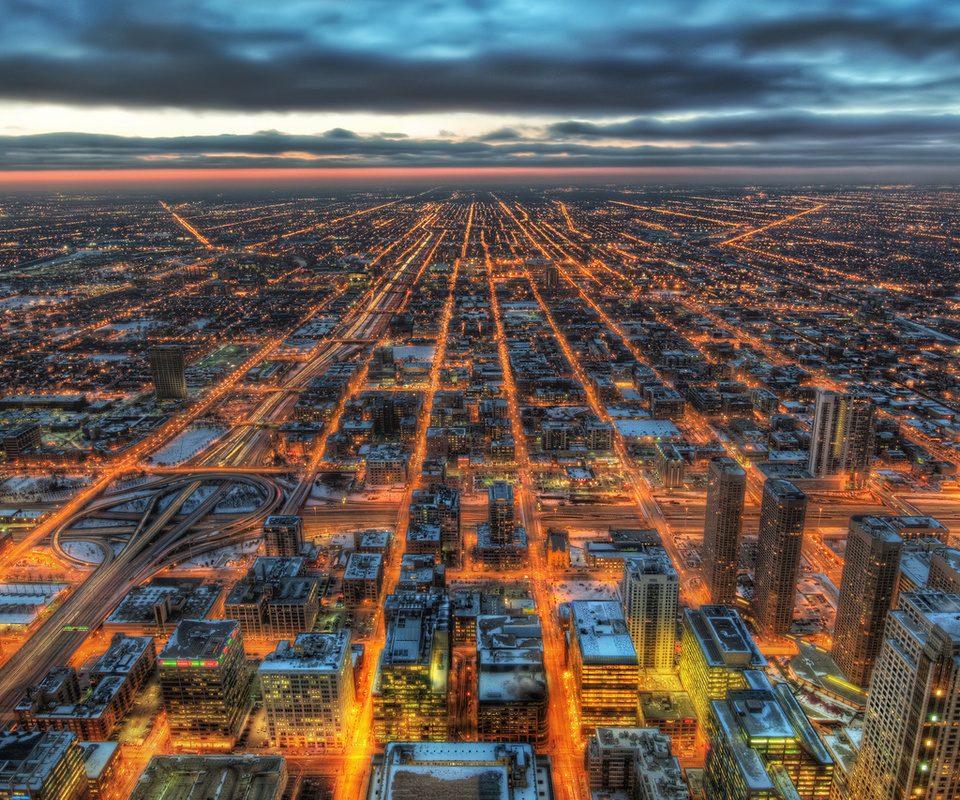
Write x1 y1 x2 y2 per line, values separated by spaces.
1 0 958 115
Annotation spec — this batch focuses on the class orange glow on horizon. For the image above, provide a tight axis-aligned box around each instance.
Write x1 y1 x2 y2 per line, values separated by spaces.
0 165 852 189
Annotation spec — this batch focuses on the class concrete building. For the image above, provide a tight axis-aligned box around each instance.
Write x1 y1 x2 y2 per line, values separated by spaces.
129 755 287 800
655 443 686 489
706 671 834 800
409 484 461 568
16 635 156 741
476 614 548 747
1 422 41 461
679 606 766 725
364 445 409 486
752 479 807 635
849 592 960 800
259 631 355 750
638 692 698 759
262 516 304 558
702 457 747 605
396 554 445 594
587 727 690 800
366 741 554 800
158 620 248 748
103 578 224 639
831 516 903 688
343 552 384 605
488 481 515 546
373 591 450 745
808 391 875 488
0 730 88 800
621 549 679 675
77 741 119 800
147 345 188 400
224 557 319 640
569 601 639 734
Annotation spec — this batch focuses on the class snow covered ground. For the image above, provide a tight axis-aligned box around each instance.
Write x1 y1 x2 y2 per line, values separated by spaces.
146 425 226 466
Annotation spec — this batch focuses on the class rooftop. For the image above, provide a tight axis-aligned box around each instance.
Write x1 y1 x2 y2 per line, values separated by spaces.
129 755 286 800
259 631 351 674
159 619 241 662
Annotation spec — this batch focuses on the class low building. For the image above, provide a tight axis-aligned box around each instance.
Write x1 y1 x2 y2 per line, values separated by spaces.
103 578 224 640
129 755 287 800
587 727 690 800
396 554 445 594
366 742 554 800
224 557 319 639
678 606 765 725
78 741 120 800
706 671 834 800
343 552 384 605
16 635 156 741
638 692 698 759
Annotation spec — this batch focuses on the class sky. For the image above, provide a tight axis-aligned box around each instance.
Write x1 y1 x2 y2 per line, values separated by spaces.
1 0 959 185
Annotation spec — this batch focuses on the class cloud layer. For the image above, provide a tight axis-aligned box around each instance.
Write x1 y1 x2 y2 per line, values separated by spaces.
2 0 959 175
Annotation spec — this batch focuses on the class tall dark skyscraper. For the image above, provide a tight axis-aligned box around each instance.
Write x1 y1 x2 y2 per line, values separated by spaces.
808 390 875 488
702 457 747 605
147 345 188 400
831 516 902 688
752 479 807 635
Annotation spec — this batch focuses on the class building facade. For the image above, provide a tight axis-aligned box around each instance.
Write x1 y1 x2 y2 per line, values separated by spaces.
752 479 807 635
702 457 747 605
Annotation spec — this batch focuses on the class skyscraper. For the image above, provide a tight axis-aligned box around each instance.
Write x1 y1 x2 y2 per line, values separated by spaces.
849 592 960 800
831 516 903 688
621 549 679 674
702 457 747 605
808 391 875 488
147 345 188 400
752 479 807 636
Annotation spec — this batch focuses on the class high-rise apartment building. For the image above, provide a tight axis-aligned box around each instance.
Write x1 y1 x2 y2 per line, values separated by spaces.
621 548 679 674
263 516 304 558
569 601 639 734
158 620 248 748
147 345 188 400
849 592 960 800
702 457 747 605
752 479 807 636
831 516 903 688
259 631 355 750
808 391 875 488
